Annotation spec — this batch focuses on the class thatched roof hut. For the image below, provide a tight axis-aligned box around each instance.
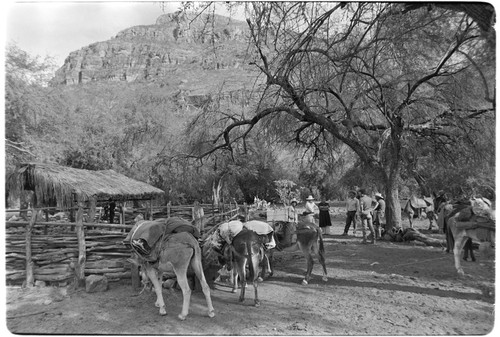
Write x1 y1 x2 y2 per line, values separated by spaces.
7 162 165 209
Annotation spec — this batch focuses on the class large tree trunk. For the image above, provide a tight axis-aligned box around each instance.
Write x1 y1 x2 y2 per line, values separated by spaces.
381 140 403 230
384 182 402 231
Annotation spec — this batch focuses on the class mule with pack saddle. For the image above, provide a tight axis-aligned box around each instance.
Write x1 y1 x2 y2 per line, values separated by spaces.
434 192 476 262
268 219 328 285
202 219 275 306
403 195 437 229
123 217 215 320
436 197 495 276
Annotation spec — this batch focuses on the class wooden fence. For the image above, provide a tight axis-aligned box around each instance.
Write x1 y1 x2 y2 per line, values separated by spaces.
5 203 239 287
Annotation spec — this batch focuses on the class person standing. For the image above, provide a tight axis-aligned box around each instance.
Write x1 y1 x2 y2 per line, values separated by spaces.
287 198 300 244
108 199 116 224
358 189 376 244
303 195 318 224
287 198 299 223
343 191 359 236
192 201 205 234
318 196 332 234
373 193 386 239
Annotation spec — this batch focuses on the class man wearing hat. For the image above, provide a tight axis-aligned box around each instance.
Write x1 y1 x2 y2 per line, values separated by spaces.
373 192 386 239
303 195 318 224
359 189 376 244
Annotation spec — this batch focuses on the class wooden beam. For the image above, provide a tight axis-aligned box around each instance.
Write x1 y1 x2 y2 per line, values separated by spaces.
6 221 133 230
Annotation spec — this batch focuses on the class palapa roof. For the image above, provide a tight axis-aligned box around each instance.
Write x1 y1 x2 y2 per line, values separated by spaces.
7 162 165 209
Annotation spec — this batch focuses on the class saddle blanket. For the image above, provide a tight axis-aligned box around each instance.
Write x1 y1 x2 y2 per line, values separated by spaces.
124 217 199 260
154 217 200 239
406 196 434 212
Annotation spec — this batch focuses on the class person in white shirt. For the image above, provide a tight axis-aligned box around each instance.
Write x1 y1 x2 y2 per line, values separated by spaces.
192 201 205 233
303 195 318 224
373 193 386 239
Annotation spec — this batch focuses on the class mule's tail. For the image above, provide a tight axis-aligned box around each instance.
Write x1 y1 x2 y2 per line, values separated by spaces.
246 240 255 282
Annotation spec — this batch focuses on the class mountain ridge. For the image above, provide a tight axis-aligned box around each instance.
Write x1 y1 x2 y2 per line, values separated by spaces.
50 12 256 90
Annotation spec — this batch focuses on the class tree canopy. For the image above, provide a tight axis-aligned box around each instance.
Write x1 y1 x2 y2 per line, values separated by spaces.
5 3 495 213
185 2 495 227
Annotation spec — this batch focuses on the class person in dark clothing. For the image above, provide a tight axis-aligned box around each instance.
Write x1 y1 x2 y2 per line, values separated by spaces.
108 200 116 224
318 196 332 235
343 190 360 236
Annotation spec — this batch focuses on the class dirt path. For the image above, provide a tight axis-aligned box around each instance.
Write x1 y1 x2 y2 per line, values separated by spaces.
5 218 495 335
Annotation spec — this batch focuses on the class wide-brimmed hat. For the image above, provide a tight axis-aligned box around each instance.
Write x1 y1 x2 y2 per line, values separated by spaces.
290 198 298 205
374 192 384 199
306 195 315 201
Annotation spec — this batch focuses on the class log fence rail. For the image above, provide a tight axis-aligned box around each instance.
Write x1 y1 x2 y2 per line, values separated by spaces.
5 202 239 287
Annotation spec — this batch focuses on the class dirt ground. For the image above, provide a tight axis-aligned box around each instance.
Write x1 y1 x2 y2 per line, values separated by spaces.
5 216 495 335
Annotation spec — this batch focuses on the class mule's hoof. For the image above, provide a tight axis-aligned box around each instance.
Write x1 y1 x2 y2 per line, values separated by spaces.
159 307 167 316
239 297 245 302
178 314 186 321
231 288 237 293
257 277 263 282
254 300 261 307
322 276 328 282
301 279 308 285
208 310 215 318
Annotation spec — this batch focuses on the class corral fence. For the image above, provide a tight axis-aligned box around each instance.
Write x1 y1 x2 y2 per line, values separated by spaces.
5 202 239 288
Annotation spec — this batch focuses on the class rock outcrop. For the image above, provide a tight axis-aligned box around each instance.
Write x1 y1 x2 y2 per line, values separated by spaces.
50 12 251 86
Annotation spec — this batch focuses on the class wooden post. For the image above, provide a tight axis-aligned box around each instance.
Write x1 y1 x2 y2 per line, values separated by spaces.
88 198 97 227
120 203 125 224
25 208 39 287
149 199 153 220
75 202 86 287
167 202 171 218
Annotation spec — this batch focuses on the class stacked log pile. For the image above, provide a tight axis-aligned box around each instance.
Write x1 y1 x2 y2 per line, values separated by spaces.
5 227 131 285
6 230 78 284
84 231 131 281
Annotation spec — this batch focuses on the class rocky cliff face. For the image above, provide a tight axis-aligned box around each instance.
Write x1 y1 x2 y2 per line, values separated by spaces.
50 12 253 87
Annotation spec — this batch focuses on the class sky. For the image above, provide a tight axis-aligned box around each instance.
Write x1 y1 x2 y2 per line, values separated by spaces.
4 1 184 66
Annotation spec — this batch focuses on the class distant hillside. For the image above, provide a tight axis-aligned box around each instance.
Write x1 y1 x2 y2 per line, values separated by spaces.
50 12 260 99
